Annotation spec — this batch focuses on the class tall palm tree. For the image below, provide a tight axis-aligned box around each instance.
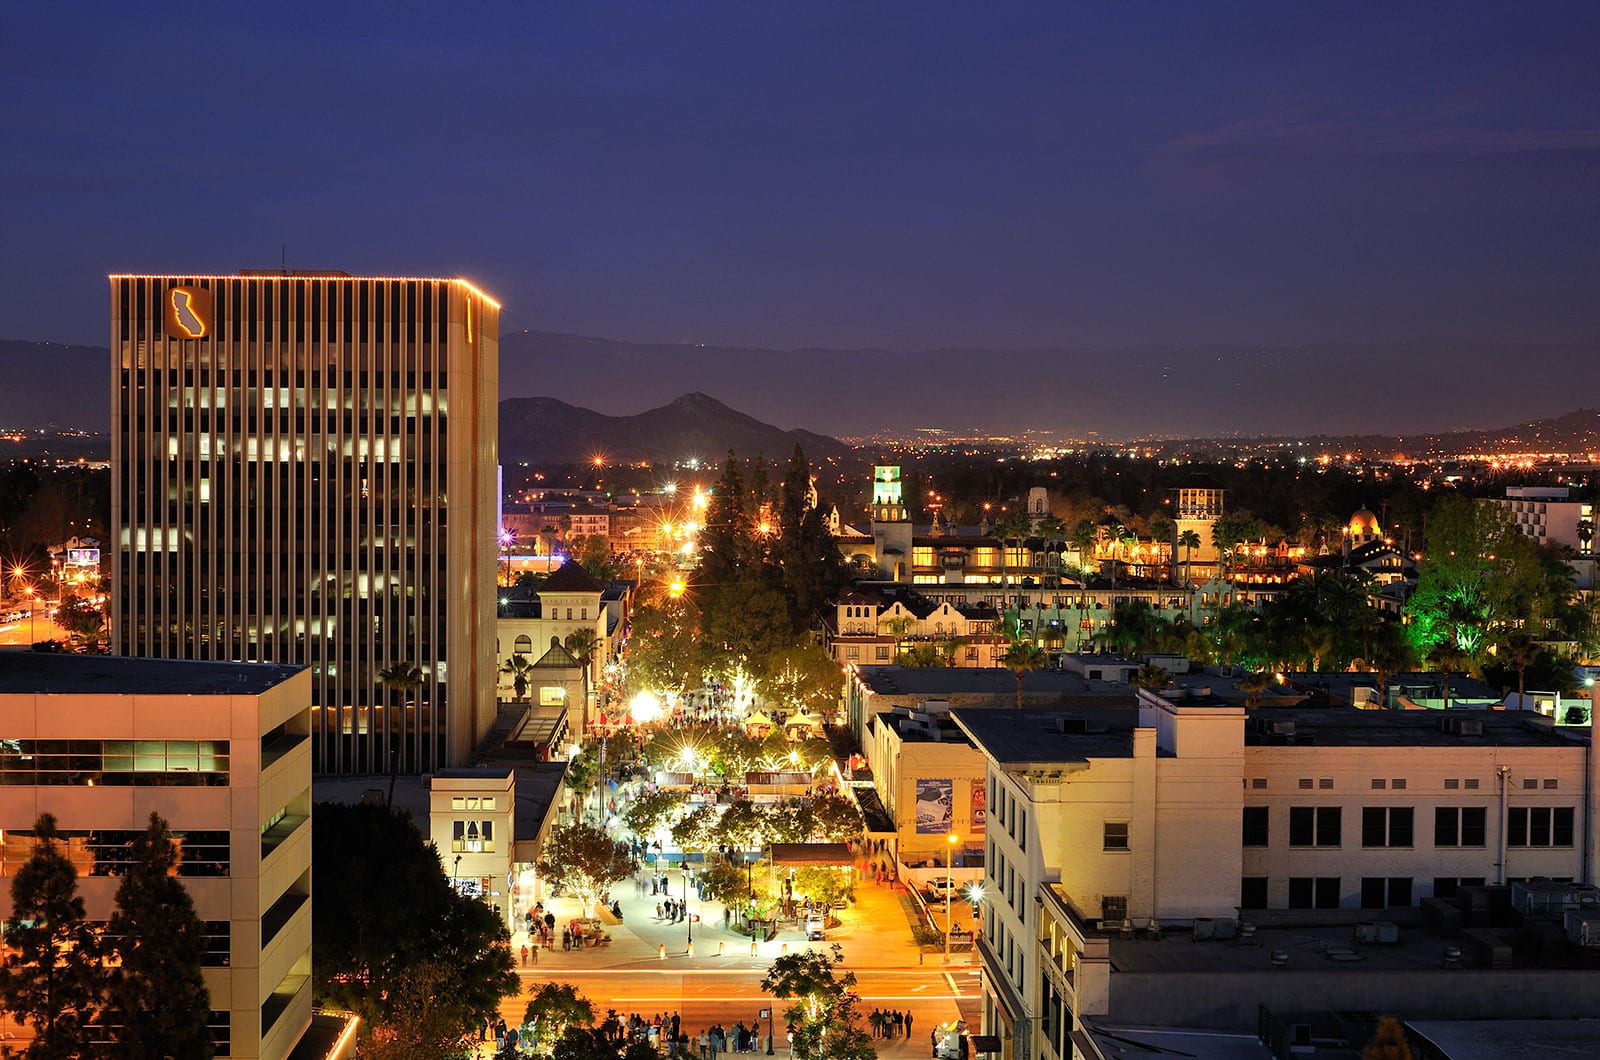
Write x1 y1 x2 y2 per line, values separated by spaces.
377 660 424 806
565 627 601 722
1036 515 1069 582
1001 637 1049 709
1176 530 1201 587
499 653 534 702
1103 521 1127 592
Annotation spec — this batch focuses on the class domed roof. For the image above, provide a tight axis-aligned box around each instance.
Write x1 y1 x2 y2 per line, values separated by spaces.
1348 508 1381 534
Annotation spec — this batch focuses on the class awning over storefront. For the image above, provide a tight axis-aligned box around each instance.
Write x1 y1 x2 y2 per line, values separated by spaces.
769 842 853 866
969 1036 1003 1055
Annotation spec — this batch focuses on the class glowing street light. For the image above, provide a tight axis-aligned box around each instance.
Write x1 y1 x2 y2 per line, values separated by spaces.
945 833 959 960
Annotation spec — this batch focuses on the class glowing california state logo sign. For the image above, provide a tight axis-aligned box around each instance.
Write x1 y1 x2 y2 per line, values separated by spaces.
165 286 213 339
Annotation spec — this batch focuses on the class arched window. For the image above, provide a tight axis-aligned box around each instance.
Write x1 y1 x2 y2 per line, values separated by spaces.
513 635 532 655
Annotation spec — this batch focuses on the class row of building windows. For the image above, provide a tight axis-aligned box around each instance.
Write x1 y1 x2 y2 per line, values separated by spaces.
0 829 232 877
0 740 229 786
1239 876 1504 910
1240 805 1574 849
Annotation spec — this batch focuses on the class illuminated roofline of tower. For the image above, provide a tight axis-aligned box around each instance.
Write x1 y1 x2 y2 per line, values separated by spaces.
107 273 502 309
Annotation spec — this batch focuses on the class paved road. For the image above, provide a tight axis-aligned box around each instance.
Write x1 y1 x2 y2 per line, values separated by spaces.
495 965 980 1057
485 866 982 1056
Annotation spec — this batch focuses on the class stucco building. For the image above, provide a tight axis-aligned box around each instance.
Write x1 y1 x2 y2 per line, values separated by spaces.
0 654 315 1058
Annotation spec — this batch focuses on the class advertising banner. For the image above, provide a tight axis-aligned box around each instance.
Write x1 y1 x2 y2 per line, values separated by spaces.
915 778 954 834
970 780 986 834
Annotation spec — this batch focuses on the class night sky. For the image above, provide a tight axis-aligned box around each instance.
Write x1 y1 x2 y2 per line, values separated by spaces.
2 2 1596 427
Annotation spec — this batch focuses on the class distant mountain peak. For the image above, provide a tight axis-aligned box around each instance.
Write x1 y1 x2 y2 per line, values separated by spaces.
498 392 846 466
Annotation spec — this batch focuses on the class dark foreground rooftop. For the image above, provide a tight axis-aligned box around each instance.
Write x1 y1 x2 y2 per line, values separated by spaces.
0 650 303 695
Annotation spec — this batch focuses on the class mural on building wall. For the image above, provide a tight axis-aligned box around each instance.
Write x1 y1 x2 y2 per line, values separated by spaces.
970 780 986 834
915 778 954 834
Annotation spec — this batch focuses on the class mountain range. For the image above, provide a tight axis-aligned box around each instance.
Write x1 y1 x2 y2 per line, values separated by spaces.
5 331 1600 455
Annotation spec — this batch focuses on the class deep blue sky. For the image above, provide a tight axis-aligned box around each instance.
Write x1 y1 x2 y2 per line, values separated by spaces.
3 2 1597 357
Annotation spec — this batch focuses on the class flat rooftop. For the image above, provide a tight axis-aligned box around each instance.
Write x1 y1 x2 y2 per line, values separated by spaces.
856 665 1117 698
1244 708 1583 749
0 651 303 695
1406 1019 1600 1060
953 708 1137 766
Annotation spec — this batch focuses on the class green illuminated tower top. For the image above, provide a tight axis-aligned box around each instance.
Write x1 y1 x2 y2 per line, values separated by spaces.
872 465 906 522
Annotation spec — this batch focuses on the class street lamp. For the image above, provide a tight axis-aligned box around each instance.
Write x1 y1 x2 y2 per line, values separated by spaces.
945 833 959 961
684 865 694 952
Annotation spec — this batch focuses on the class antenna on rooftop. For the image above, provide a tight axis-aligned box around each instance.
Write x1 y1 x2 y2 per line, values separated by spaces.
281 244 287 274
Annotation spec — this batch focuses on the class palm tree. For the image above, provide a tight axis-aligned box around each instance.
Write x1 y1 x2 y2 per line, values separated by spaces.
1579 518 1594 557
377 660 425 806
1237 669 1270 709
1496 630 1541 706
1176 530 1201 587
1103 520 1127 592
565 627 601 722
1133 663 1172 691
499 653 534 702
1036 515 1069 582
1001 637 1049 709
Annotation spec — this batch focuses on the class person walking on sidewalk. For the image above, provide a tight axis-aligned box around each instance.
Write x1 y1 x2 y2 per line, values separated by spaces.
904 1012 913 1040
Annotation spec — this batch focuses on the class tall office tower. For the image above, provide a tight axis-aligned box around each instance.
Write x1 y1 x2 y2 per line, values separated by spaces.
111 272 499 774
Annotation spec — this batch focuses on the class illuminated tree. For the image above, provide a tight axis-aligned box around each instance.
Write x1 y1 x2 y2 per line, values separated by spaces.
762 643 843 717
536 823 635 917
1176 529 1202 586
760 944 875 1060
623 789 689 841
523 983 595 1056
773 445 849 630
626 596 699 702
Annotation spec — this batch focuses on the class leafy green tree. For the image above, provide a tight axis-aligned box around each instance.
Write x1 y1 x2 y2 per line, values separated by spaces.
715 797 767 851
0 814 106 1058
536 823 636 917
312 802 516 1057
762 643 843 717
53 593 106 653
523 983 595 1055
105 813 212 1059
807 791 864 841
670 805 720 852
623 789 689 840
773 445 849 630
626 596 700 702
569 534 618 582
760 944 875 1060
698 858 751 907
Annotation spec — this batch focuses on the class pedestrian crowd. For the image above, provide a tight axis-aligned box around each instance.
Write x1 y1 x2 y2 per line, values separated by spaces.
869 1008 913 1040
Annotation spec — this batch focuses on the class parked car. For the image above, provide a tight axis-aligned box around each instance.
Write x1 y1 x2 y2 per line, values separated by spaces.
805 915 826 940
923 876 958 902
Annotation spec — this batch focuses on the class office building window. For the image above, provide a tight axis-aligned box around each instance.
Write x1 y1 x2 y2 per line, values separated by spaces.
1242 807 1269 847
1361 877 1413 909
1362 807 1414 847
1508 806 1575 847
1103 822 1129 851
1288 877 1341 910
1240 877 1269 909
1434 807 1487 847
1288 806 1341 847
